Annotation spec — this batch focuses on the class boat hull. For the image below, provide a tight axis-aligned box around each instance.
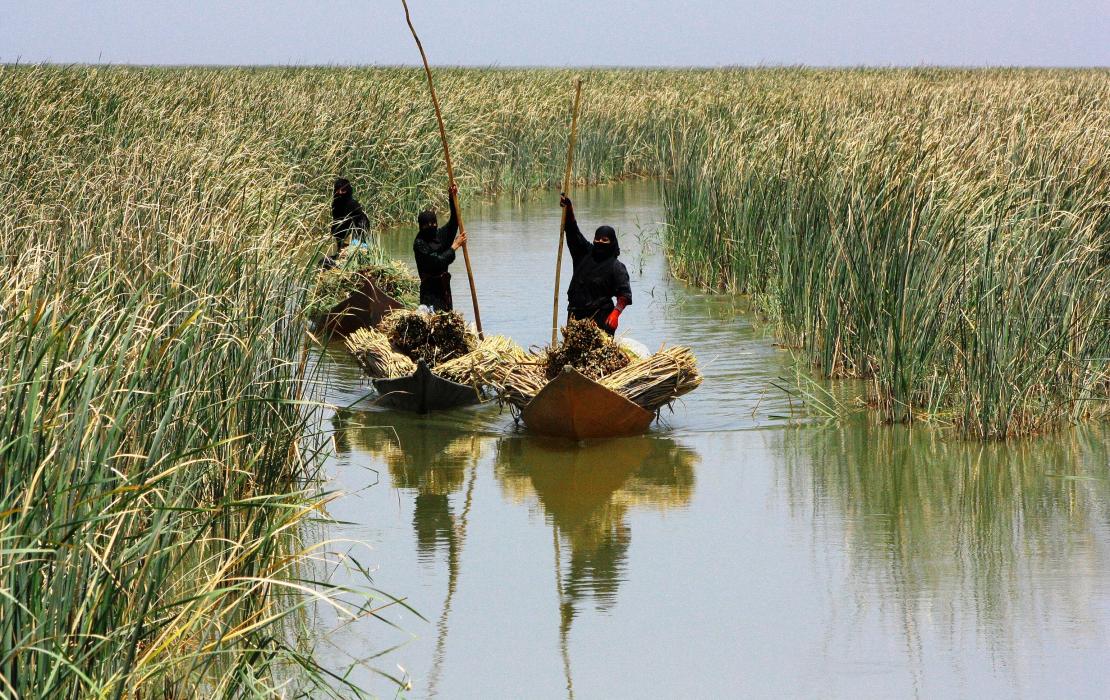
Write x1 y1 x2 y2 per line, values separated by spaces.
372 360 481 414
521 367 655 440
320 277 404 337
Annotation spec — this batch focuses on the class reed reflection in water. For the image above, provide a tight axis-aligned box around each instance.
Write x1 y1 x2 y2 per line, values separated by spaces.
779 422 1110 694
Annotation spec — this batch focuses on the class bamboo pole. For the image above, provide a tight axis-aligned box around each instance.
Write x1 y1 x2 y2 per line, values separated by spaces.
552 78 584 345
400 0 483 338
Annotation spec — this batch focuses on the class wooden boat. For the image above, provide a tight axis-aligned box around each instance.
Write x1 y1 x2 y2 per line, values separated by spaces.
372 360 481 414
520 367 655 440
319 276 404 338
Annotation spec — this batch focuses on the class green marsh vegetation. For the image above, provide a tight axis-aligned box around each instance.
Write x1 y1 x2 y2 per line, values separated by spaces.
659 70 1110 438
1 63 1106 695
780 422 1110 645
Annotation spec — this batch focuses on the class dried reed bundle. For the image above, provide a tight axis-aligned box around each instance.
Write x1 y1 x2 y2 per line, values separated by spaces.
378 309 431 360
379 309 476 365
497 363 549 410
543 318 630 380
425 311 476 364
305 250 420 320
432 335 529 386
498 345 702 413
599 347 703 411
345 327 416 379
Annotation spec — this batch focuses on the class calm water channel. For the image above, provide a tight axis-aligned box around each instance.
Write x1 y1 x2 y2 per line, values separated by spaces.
311 180 1110 698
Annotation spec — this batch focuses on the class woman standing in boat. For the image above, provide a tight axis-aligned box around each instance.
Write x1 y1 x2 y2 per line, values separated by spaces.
414 184 467 311
559 193 632 335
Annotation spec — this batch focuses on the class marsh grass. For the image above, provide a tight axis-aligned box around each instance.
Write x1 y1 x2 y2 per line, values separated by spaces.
0 64 425 697
2 62 1106 696
659 69 1110 437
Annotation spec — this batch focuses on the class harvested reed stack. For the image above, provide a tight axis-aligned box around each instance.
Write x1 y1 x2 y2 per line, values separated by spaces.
366 259 421 307
305 248 420 320
495 321 703 415
425 311 475 365
598 347 703 412
346 328 417 378
346 314 523 390
433 335 530 386
379 309 432 360
497 363 550 410
543 318 631 380
379 309 476 366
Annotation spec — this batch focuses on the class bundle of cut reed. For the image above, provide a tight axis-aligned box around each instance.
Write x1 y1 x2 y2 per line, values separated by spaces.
432 335 530 386
497 363 549 410
495 343 702 413
378 309 477 366
599 346 703 412
305 249 420 320
543 318 631 380
345 327 417 379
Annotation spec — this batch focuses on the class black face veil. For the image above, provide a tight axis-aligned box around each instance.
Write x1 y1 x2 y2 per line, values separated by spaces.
417 210 438 238
592 225 620 261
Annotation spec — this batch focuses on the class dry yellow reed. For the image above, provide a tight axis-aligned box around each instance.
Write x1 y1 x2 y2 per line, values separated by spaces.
345 327 417 378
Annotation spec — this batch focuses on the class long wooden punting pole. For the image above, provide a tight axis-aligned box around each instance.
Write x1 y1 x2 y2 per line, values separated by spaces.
401 0 483 337
552 78 584 345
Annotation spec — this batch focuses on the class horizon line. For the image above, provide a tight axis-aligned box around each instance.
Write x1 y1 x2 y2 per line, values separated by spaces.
3 60 1108 71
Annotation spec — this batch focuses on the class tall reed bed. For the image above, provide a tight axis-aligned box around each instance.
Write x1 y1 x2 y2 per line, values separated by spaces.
659 69 1110 437
0 65 399 697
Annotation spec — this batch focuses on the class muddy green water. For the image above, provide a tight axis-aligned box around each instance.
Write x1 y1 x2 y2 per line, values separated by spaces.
311 181 1110 698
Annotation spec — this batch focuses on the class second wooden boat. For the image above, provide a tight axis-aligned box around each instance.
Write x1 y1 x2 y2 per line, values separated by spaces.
372 360 481 414
520 366 655 440
319 276 405 338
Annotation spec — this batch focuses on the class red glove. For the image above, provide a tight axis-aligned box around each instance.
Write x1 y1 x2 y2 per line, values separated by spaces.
606 297 629 331
606 309 621 331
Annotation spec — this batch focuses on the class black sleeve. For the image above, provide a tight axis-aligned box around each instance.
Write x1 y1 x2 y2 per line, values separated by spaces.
438 194 459 244
613 260 632 305
414 237 456 272
564 209 590 262
353 207 370 239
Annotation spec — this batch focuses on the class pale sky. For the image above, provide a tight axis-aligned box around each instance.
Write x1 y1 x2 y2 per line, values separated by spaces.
1 0 1107 67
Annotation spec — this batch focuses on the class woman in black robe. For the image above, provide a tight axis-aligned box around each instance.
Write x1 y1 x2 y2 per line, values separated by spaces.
413 184 467 311
331 177 370 252
559 194 632 335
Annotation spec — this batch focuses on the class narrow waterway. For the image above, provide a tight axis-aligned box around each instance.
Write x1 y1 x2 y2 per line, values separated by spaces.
311 180 1110 699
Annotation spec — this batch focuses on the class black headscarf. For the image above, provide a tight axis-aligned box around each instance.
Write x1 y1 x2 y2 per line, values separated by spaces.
332 177 358 220
417 209 438 241
592 225 620 261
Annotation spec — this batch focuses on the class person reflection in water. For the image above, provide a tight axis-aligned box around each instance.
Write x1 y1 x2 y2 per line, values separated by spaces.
495 437 697 626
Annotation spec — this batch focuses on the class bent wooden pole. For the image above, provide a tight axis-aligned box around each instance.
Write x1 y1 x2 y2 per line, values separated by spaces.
552 78 583 345
401 0 483 337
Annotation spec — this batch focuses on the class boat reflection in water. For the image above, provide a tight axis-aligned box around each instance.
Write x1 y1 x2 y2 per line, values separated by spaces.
332 407 701 698
495 436 698 697
332 408 487 695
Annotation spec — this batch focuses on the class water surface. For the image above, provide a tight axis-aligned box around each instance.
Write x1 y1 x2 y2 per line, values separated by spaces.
312 181 1110 698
